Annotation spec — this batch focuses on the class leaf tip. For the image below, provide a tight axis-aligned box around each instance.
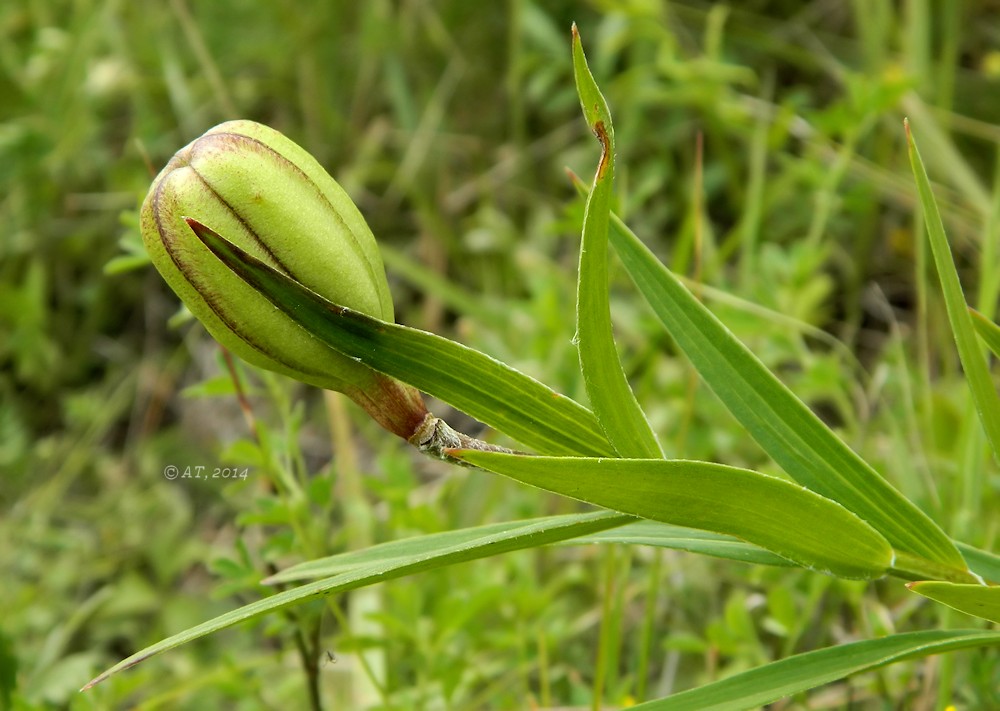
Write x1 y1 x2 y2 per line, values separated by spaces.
80 675 103 692
594 120 611 180
184 216 216 244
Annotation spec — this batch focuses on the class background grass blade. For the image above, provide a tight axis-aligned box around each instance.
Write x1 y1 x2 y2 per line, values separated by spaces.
958 542 1000 584
602 205 969 578
191 221 615 457
571 25 661 459
907 121 1000 462
452 451 893 580
567 521 795 568
907 581 1000 624
628 630 1000 710
83 511 628 689
970 308 1000 359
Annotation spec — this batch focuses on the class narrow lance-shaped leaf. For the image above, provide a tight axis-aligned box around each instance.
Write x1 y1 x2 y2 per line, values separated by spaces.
907 581 1000 624
266 513 632 583
629 630 1000 711
569 172 994 584
571 25 661 459
189 219 615 458
907 120 1000 463
593 189 970 579
274 517 796 581
452 451 893 580
83 511 629 689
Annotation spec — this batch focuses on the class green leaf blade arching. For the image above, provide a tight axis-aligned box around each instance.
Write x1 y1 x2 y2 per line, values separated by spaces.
188 219 615 458
83 511 629 689
601 208 970 579
907 122 1000 463
907 581 1000 624
628 630 1000 710
571 25 661 459
265 513 630 583
452 451 893 580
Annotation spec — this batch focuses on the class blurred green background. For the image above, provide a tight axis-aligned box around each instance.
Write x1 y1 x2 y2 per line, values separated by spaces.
2 0 999 708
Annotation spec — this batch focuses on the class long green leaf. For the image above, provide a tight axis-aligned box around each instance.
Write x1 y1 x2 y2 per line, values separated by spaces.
571 25 661 459
189 220 614 457
82 511 628 689
907 121 1000 462
569 174 990 582
907 581 1000 624
630 630 1000 710
568 520 795 568
452 451 893 580
271 517 817 585
601 197 969 578
265 512 632 583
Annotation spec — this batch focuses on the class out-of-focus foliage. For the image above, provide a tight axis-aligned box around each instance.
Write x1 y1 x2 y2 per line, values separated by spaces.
3 1 999 708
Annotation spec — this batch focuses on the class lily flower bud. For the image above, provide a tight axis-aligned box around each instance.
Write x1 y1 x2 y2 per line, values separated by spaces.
141 120 427 439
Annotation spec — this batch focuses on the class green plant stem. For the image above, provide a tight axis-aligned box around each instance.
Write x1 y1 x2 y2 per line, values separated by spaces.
737 72 772 287
327 391 387 706
248 374 318 559
267 565 324 711
537 627 551 708
222 354 327 707
291 613 323 711
328 601 388 699
592 545 617 711
936 608 957 710
635 549 662 702
978 146 1000 317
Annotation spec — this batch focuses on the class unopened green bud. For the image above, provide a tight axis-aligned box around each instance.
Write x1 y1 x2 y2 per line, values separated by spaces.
141 120 427 438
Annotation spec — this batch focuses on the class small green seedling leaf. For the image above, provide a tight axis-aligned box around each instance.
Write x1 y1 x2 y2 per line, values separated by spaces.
907 120 1000 463
451 451 893 580
907 581 1000 624
571 25 661 459
629 630 1000 710
190 220 615 457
